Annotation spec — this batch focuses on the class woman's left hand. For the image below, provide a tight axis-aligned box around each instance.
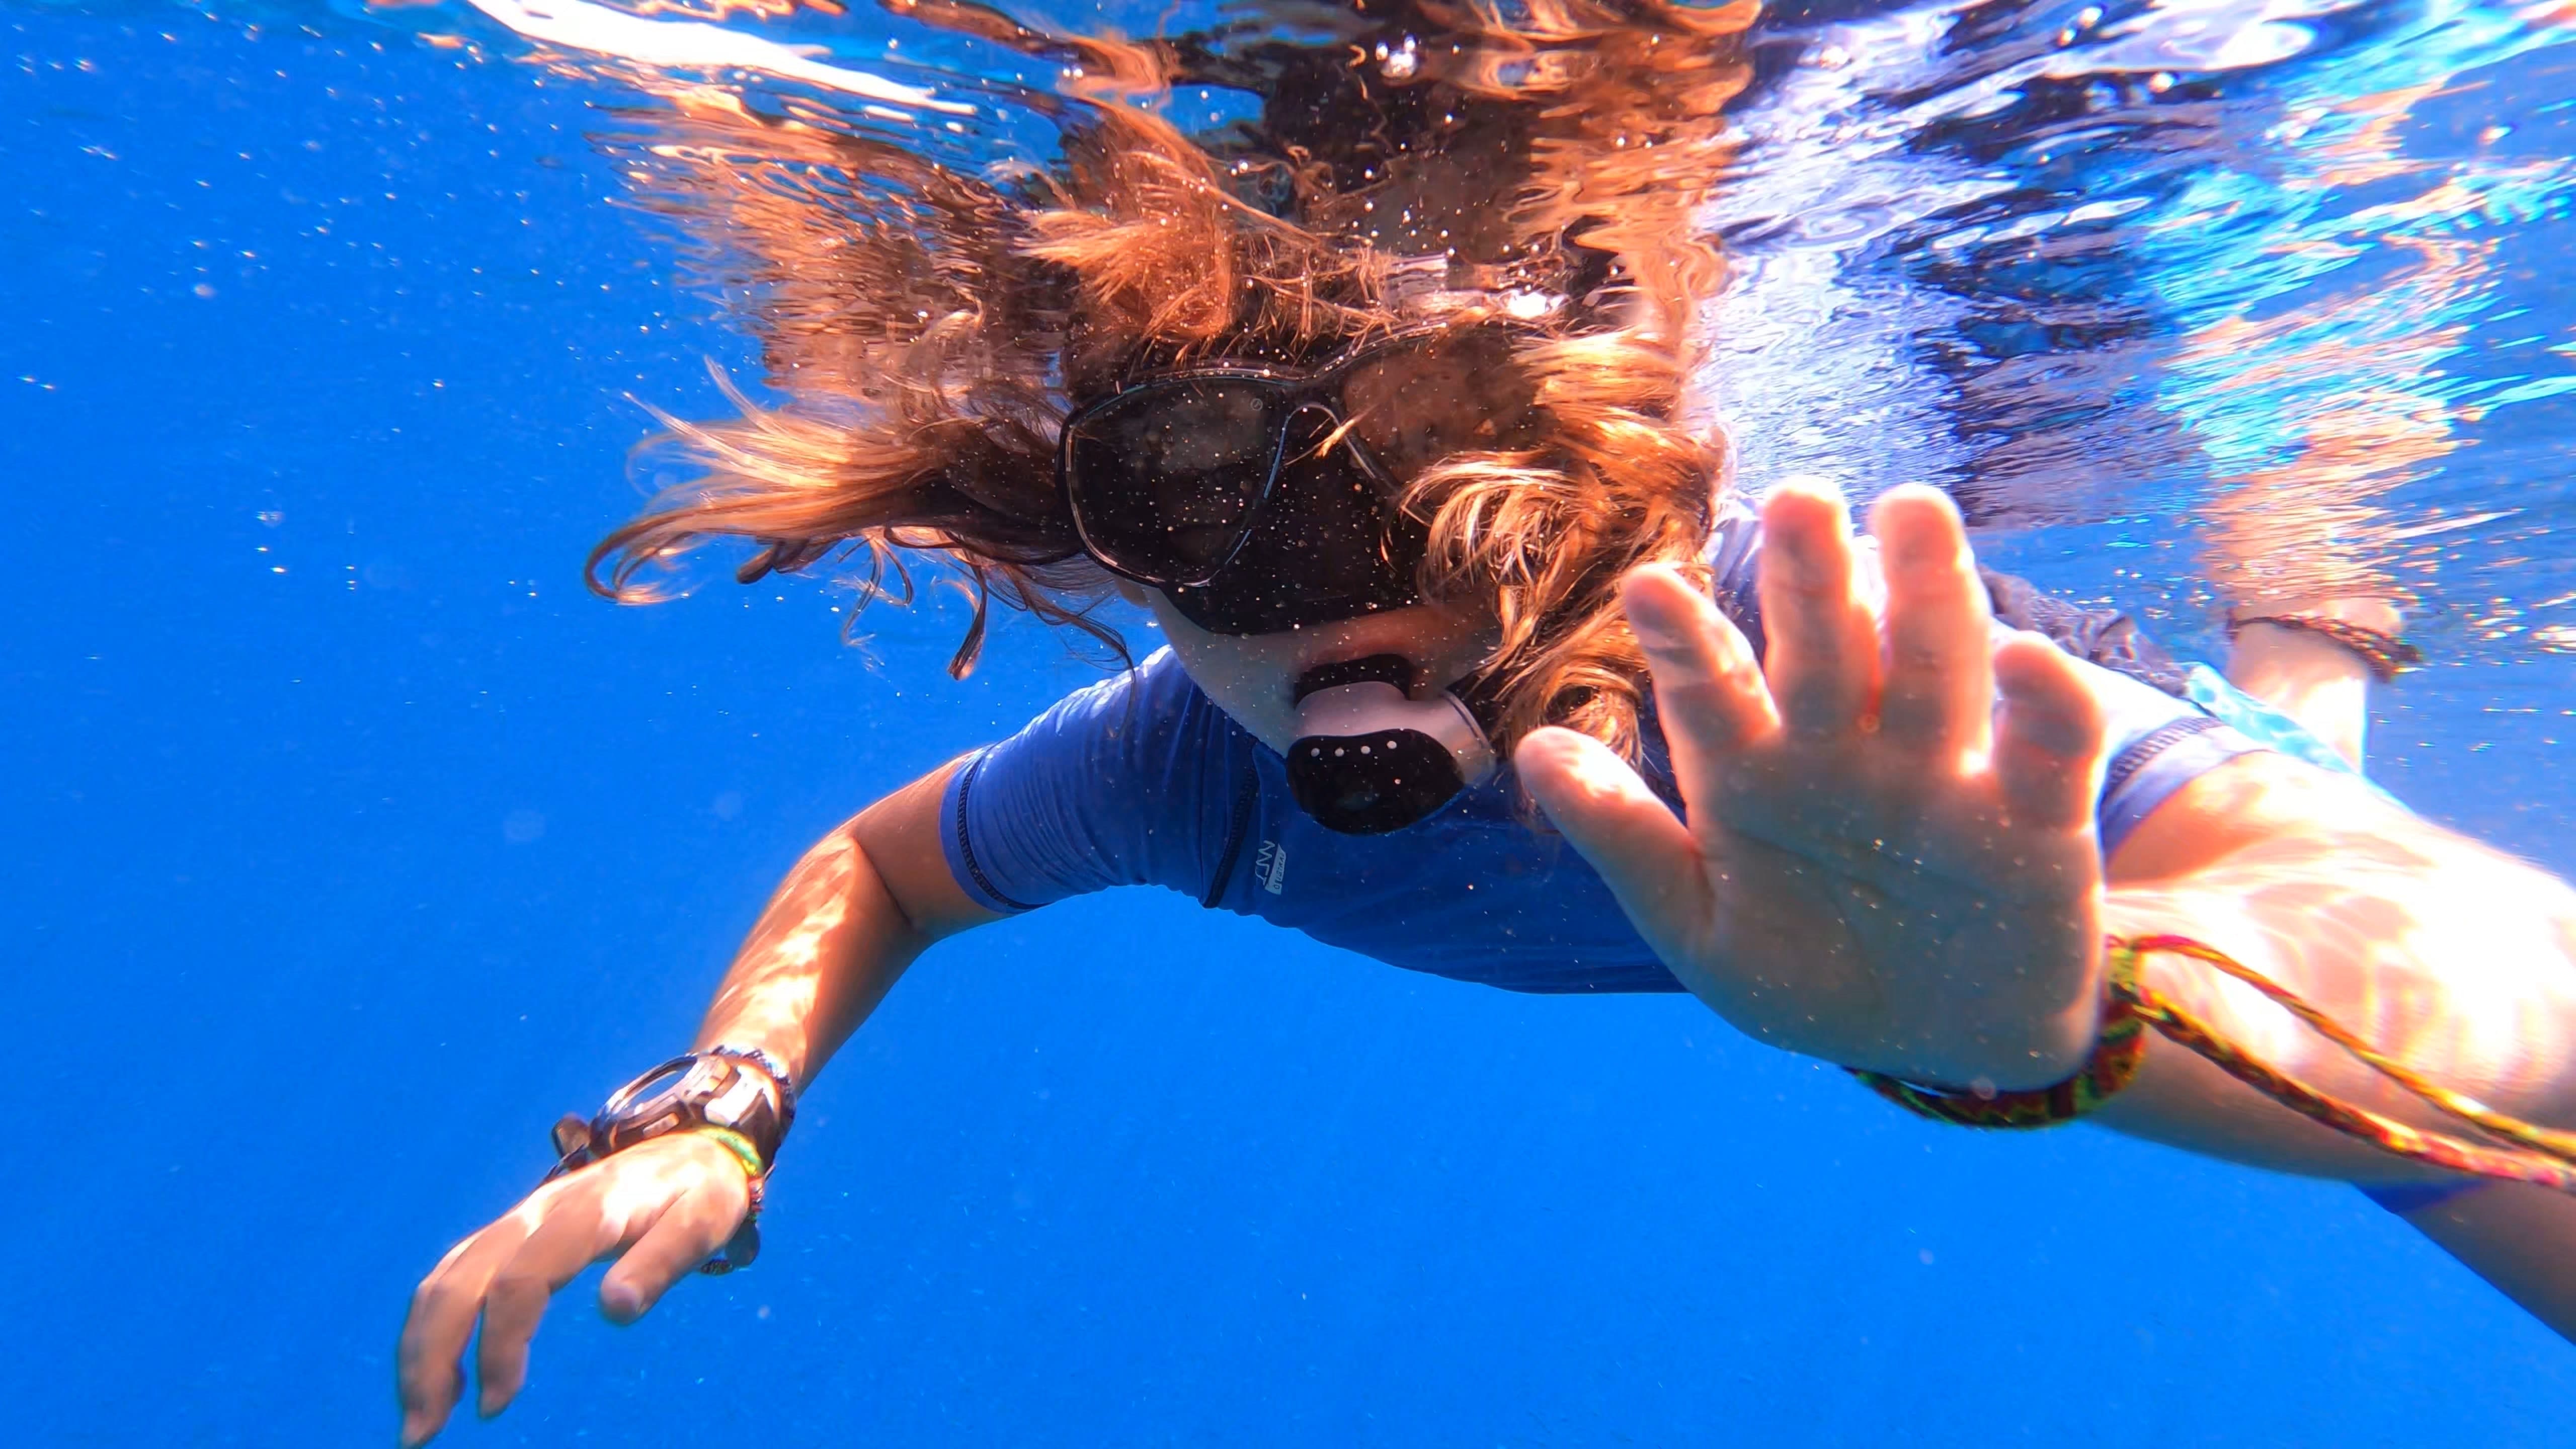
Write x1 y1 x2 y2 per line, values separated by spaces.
1516 480 2111 1088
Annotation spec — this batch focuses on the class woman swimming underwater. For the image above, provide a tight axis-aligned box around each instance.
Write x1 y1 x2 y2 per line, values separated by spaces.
398 1 2576 1438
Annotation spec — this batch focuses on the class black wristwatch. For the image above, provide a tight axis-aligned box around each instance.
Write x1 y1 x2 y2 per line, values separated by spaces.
544 1046 797 1273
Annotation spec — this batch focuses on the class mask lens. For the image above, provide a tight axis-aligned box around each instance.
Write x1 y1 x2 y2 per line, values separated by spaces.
1165 405 1423 636
1065 379 1286 585
1337 329 1540 477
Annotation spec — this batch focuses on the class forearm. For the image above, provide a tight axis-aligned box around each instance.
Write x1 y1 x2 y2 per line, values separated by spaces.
2092 776 2576 1179
690 819 926 1089
691 762 992 1089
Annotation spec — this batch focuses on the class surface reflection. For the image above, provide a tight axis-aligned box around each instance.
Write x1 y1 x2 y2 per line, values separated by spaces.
1696 0 2576 654
416 0 2576 654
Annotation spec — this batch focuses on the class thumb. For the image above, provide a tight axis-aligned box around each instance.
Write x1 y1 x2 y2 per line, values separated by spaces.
1515 726 1714 957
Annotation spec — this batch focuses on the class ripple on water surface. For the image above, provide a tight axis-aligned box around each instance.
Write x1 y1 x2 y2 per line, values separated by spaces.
42 0 2576 654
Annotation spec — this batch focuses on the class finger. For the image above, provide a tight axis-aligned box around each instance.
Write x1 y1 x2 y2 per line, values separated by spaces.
601 1167 748 1325
1621 564 1779 809
474 1183 659 1419
400 1213 542 1447
1991 632 2106 832
1870 485 1993 761
1754 479 1880 738
1515 726 1714 966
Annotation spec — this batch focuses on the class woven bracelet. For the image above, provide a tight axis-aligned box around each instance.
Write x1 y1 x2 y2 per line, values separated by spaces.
2229 614 2423 684
1848 947 2149 1129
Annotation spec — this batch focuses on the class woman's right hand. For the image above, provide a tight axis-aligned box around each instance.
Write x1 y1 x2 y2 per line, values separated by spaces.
395 1131 753 1447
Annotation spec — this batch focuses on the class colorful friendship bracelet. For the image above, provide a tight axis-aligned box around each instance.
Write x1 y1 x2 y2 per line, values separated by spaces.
685 1119 772 1276
1862 935 2576 1194
1848 949 2148 1128
690 1124 771 1183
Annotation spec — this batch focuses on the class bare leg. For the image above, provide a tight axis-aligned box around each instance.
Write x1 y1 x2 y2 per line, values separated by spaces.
2225 598 2399 771
2222 597 2576 1343
2388 1184 2576 1343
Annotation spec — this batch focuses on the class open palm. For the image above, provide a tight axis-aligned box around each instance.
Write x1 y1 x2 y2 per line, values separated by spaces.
1518 481 2111 1090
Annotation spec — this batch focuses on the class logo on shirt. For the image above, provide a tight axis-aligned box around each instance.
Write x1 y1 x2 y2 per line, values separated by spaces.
1255 840 1289 895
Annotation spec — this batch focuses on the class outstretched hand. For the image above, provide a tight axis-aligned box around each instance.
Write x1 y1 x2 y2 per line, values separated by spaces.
396 1131 751 1446
1517 481 2111 1089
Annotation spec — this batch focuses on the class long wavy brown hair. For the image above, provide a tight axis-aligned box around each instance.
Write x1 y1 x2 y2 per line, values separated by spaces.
592 0 1753 759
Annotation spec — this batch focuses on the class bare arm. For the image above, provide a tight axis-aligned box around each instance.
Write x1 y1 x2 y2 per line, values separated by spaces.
397 760 996 1446
690 761 999 1087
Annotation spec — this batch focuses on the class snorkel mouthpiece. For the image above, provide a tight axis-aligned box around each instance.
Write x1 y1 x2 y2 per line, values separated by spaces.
1286 655 1496 835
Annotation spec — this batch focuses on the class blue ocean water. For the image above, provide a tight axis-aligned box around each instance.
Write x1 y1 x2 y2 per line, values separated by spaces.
6 0 2576 1443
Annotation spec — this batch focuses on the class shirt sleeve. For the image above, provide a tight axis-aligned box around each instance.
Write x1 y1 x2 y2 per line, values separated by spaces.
938 649 1249 914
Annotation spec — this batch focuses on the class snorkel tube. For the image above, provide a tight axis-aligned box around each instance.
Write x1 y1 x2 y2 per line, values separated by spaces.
1286 655 1496 834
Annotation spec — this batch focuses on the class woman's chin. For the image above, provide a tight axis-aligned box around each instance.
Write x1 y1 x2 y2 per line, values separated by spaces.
1148 596 1493 755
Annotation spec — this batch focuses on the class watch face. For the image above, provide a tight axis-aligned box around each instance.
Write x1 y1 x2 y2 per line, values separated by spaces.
595 1056 708 1147
579 1052 788 1173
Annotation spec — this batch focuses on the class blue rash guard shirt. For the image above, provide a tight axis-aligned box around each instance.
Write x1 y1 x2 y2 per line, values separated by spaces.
940 501 2267 995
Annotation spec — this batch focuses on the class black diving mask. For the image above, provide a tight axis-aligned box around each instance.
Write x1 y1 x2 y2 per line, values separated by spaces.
1058 324 1537 637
